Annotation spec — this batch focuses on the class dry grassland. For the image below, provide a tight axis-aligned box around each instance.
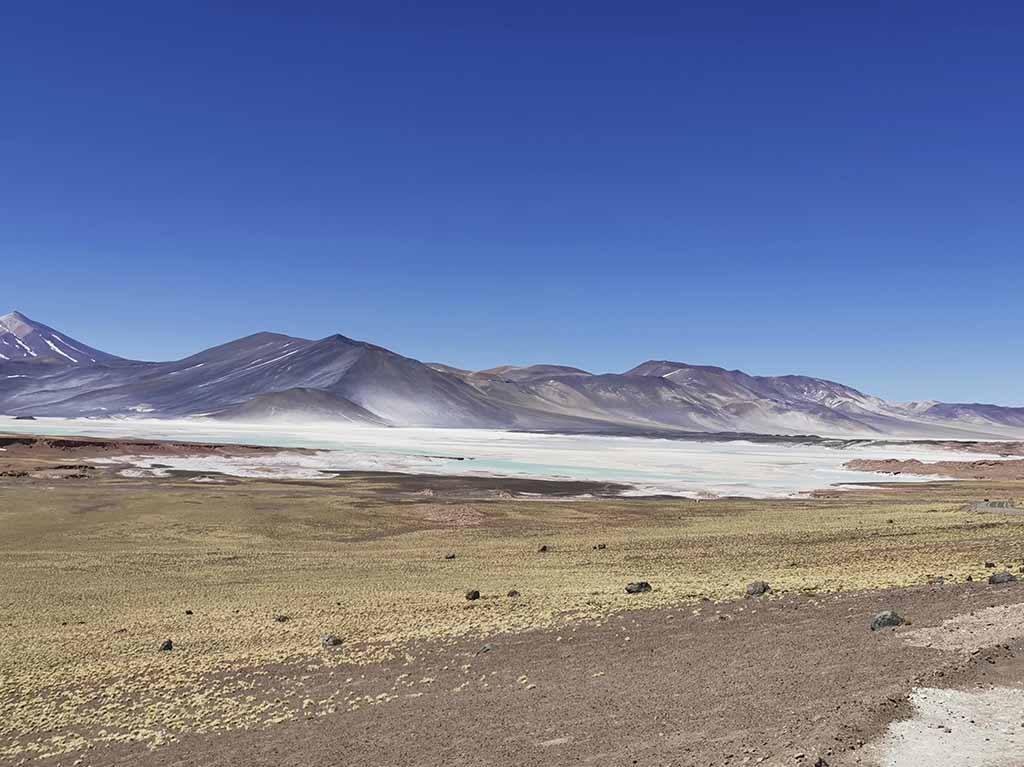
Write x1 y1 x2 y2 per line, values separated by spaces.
2 472 1023 761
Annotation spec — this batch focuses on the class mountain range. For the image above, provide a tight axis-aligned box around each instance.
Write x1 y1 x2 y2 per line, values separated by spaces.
1 309 1022 439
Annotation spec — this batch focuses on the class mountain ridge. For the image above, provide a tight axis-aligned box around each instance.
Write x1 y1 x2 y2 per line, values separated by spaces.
1 310 1022 439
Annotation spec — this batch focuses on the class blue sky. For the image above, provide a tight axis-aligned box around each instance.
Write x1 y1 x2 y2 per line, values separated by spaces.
2 2 1022 404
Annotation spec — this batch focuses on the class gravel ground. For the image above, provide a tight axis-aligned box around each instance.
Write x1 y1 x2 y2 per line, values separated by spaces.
22 581 1024 767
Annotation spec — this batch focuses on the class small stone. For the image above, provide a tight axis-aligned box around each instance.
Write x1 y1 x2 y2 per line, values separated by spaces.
966 575 974 582
477 643 496 654
159 639 173 651
444 553 456 560
989 571 1017 585
273 614 290 623
985 561 996 568
184 609 193 615
871 610 905 631
537 545 549 553
927 576 945 586
593 543 607 550
625 581 652 594
507 590 520 598
322 634 343 648
465 590 481 601
746 580 771 597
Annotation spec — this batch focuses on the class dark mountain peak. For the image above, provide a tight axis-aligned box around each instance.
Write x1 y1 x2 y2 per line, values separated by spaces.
312 333 419 362
477 364 593 381
177 331 310 363
245 331 306 342
321 333 357 343
625 360 733 377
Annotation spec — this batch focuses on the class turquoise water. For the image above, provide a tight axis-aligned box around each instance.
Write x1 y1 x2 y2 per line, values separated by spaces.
0 417 997 498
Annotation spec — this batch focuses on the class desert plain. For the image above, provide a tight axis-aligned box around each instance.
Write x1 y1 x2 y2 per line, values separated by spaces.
3 433 1024 766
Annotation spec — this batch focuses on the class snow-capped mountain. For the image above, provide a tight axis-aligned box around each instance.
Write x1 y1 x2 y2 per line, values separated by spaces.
0 311 123 365
1 309 1023 439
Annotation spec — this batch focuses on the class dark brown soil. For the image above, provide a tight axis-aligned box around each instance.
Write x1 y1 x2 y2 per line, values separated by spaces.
41 581 1024 767
847 457 1024 481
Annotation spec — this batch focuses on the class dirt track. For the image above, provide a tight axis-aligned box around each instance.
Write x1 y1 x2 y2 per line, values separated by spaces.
40 582 1024 767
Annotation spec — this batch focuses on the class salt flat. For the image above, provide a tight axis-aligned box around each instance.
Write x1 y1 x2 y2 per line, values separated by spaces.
0 416 1003 497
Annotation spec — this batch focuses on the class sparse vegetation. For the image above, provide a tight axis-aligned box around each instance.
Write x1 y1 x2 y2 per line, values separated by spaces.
2 471 1024 760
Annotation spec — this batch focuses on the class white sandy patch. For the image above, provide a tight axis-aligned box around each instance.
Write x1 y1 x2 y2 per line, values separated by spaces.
901 604 1024 655
116 467 171 479
870 686 1024 766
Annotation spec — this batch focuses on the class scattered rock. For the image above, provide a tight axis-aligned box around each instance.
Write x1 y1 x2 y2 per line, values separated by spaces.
184 609 193 615
985 561 996 568
465 590 481 601
159 639 173 651
321 634 343 648
507 590 520 598
593 543 606 550
625 581 652 594
746 580 771 597
871 610 906 631
273 614 290 623
444 553 456 560
537 545 549 553
988 571 1017 585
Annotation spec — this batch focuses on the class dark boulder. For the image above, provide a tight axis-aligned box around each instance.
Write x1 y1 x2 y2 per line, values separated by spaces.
159 639 173 651
870 610 905 631
625 581 652 594
989 571 1017 585
745 580 771 597
465 590 481 601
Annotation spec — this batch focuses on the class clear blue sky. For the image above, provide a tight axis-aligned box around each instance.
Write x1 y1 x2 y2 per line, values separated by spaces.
2 2 1022 404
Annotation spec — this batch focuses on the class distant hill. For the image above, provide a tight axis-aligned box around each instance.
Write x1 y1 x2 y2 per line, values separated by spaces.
2 309 1023 439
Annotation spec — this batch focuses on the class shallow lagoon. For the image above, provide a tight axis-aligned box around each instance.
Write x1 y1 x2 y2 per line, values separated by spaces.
0 417 1001 497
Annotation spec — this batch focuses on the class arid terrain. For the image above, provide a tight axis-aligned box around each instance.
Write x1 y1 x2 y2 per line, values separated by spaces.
3 434 1024 766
